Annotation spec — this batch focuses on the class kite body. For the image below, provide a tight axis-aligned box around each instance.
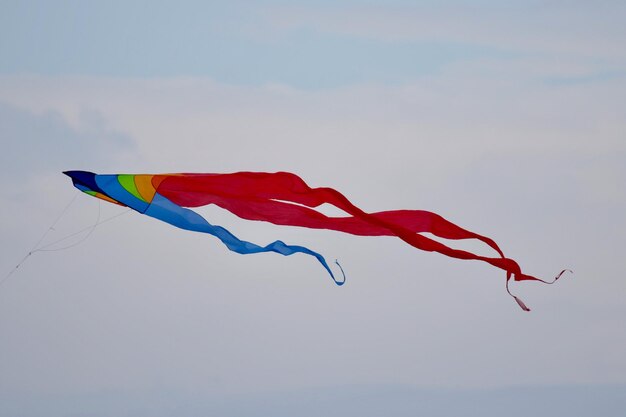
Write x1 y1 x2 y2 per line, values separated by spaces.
64 170 564 310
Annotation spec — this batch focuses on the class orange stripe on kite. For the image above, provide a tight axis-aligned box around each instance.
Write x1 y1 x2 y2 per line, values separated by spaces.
134 175 157 203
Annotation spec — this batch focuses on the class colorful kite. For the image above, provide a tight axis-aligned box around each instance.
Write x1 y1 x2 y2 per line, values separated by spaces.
64 170 566 310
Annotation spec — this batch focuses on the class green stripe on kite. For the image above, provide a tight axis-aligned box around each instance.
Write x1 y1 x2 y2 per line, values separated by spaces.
117 174 144 202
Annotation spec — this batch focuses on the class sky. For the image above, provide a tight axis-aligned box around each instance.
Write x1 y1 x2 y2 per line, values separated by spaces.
1 1 625 416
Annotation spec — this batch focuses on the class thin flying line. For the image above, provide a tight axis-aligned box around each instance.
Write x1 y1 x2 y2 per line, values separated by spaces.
37 209 130 251
1 196 131 288
30 194 78 251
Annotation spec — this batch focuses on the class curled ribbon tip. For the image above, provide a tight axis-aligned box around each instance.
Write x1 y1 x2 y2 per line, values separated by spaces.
507 268 572 311
513 296 531 312
506 273 530 311
553 269 573 283
333 259 346 286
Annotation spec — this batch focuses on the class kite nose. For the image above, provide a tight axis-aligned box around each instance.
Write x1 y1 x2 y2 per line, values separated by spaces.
63 170 99 190
63 170 84 179
63 170 95 178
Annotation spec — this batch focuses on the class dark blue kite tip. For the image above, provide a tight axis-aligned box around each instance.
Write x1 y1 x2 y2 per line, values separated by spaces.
63 170 102 194
63 170 96 179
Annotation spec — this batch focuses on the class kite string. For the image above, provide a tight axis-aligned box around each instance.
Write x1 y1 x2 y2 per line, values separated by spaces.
0 196 131 288
30 193 78 251
36 200 101 252
36 208 131 251
0 194 78 287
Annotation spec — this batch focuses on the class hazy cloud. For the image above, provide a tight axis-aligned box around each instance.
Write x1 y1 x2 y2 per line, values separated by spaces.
1 2 625 415
0 101 134 181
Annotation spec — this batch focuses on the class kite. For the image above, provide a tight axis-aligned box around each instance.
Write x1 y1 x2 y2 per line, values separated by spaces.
64 170 567 310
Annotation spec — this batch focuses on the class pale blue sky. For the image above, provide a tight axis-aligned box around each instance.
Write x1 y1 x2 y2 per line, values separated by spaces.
0 1 513 88
3 1 624 87
1 1 625 416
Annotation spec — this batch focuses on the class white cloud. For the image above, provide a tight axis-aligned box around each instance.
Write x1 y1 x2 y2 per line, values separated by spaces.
265 2 626 64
